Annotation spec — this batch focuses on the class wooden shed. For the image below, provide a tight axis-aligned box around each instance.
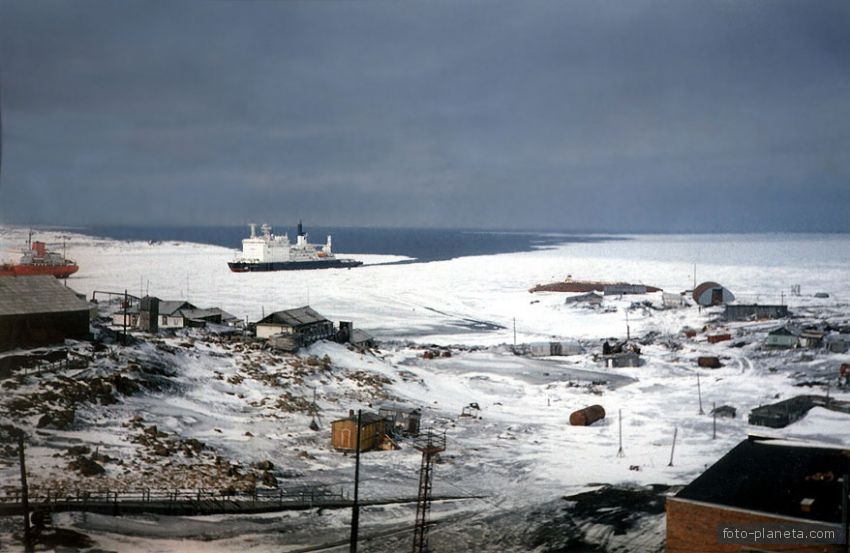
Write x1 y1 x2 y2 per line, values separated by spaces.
331 411 388 452
765 326 799 349
0 276 91 351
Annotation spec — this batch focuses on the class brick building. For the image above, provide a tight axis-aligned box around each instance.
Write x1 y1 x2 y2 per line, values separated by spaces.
667 437 848 553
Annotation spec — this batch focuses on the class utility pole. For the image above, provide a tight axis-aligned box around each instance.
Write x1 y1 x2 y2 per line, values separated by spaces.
625 310 630 341
697 373 704 415
617 409 624 457
712 402 717 440
123 289 128 346
18 434 31 551
668 427 678 467
349 410 362 553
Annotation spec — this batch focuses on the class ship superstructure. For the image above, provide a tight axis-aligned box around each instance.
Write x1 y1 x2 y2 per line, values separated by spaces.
0 232 79 278
227 222 362 272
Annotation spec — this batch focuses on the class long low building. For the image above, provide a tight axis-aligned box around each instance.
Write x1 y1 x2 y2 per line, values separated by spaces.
724 304 789 322
256 306 335 344
0 276 91 351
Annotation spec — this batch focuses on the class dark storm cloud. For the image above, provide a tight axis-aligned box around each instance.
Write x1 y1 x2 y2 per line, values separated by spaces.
1 0 849 231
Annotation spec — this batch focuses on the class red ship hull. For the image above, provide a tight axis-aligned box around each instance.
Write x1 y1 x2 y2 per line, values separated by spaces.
0 263 79 278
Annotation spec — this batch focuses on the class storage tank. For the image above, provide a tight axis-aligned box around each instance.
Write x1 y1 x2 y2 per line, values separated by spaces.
569 405 606 426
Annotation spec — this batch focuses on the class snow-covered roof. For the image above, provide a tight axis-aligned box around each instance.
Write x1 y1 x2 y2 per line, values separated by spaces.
350 328 374 344
159 300 196 316
0 275 90 316
180 307 238 321
258 306 329 327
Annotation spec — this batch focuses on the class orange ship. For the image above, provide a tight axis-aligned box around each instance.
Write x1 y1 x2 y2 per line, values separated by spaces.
0 234 79 278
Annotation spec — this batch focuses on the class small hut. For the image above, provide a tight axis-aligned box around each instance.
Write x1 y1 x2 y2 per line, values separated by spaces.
331 410 388 452
378 403 421 436
764 326 799 349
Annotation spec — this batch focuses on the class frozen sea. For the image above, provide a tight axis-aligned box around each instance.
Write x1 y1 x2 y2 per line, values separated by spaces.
1 227 849 552
3 227 847 345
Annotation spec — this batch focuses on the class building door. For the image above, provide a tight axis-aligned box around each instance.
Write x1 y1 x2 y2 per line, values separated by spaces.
711 288 723 305
341 429 351 449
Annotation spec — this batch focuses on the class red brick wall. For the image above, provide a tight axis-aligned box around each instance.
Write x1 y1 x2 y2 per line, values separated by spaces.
666 497 842 553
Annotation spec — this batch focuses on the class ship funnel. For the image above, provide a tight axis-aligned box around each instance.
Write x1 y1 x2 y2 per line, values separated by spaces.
249 223 256 238
297 220 304 237
326 235 332 251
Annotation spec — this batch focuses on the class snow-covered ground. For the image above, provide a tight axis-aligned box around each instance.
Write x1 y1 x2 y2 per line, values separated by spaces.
1 227 849 552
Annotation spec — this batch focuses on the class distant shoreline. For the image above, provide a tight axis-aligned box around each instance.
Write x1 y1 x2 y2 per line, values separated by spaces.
74 225 621 263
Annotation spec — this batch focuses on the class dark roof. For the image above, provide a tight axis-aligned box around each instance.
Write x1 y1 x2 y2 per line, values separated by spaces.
159 300 196 316
180 307 238 321
0 276 90 317
350 328 374 344
333 411 386 425
675 438 850 523
258 306 329 327
769 326 800 337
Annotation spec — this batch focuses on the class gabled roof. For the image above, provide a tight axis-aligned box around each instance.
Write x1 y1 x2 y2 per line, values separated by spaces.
674 437 849 523
0 276 90 316
180 307 238 321
257 306 329 327
159 300 196 316
769 326 800 337
350 328 374 344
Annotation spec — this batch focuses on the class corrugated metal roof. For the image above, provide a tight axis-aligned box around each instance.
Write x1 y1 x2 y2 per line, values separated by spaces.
158 300 195 316
258 306 329 327
350 328 374 344
0 276 90 317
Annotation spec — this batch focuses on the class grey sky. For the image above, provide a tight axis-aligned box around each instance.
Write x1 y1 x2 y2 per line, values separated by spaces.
1 0 849 231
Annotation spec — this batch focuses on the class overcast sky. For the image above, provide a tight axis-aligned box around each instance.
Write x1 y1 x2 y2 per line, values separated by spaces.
0 0 848 232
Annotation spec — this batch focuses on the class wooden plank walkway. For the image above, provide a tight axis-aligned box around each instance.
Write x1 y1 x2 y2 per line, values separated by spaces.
0 487 480 517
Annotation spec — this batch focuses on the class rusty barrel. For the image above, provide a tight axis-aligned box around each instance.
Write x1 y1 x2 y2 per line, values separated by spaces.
569 404 606 426
697 356 722 369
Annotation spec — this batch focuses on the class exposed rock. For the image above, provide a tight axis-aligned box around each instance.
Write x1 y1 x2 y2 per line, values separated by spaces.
261 471 278 488
252 460 274 471
69 455 105 476
66 445 91 456
37 410 75 430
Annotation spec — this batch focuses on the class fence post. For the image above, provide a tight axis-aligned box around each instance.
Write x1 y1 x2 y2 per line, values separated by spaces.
18 434 31 551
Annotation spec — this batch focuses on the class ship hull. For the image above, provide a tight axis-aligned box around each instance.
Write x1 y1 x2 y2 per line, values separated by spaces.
0 264 79 278
228 259 363 272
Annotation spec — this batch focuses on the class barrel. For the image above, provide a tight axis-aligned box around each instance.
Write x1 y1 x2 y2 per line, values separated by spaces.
569 405 606 426
698 356 722 369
